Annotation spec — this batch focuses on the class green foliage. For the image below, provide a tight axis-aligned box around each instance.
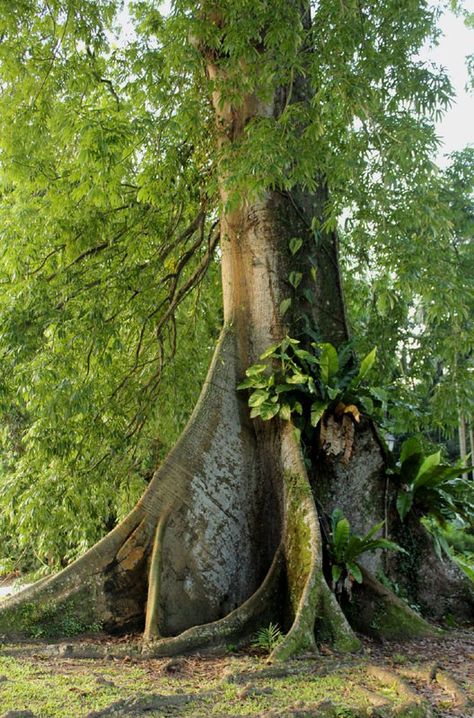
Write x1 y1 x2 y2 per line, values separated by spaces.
251 622 283 653
343 148 474 440
443 524 474 554
453 554 474 583
392 438 474 524
0 0 468 572
238 337 382 434
18 601 102 639
421 518 474 582
328 509 405 597
0 282 221 571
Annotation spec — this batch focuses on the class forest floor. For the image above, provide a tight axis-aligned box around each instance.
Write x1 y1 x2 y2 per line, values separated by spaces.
0 629 472 718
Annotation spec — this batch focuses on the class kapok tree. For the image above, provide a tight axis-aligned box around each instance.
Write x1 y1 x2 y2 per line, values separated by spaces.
0 0 472 657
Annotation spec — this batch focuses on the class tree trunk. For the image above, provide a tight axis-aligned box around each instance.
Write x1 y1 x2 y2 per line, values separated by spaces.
0 1 471 654
386 512 474 623
470 423 474 481
459 412 468 480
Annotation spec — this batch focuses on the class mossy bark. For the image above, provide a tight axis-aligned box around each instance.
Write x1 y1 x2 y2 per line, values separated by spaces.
345 569 440 640
387 513 474 623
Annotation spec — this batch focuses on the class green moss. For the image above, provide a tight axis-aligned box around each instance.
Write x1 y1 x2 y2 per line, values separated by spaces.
284 471 314 615
318 580 361 653
370 600 438 640
0 589 102 639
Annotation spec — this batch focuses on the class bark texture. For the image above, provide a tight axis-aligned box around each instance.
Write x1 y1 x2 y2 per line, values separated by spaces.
387 515 474 623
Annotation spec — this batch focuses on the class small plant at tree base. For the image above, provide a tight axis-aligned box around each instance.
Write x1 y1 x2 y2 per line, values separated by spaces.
251 622 284 653
328 509 405 599
238 337 384 435
392 438 474 526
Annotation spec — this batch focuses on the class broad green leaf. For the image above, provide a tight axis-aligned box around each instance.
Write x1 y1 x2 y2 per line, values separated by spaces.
245 364 267 377
354 347 377 385
260 342 281 360
248 390 269 407
280 298 292 316
414 450 441 483
400 437 423 465
318 343 339 384
332 564 343 584
333 517 350 559
237 377 266 390
363 520 385 540
289 237 303 255
287 372 308 384
345 535 362 561
293 401 303 414
358 395 374 415
259 403 280 421
293 348 316 362
289 271 302 289
347 562 363 583
361 539 406 554
275 383 295 393
331 508 344 534
279 404 292 421
396 489 414 520
311 400 328 427
414 464 464 489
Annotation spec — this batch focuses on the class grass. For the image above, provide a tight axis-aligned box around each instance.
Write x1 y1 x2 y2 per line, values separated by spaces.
0 656 164 716
0 629 472 717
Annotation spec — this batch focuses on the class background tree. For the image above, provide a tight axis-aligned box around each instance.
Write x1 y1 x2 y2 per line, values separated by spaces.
0 0 472 655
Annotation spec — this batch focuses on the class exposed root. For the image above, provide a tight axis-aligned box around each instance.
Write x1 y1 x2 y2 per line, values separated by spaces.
347 569 439 640
0 505 146 638
0 327 451 658
143 508 171 641
432 668 470 708
389 516 474 622
270 424 360 660
317 578 361 652
85 691 200 717
0 328 274 641
364 665 429 717
143 546 283 657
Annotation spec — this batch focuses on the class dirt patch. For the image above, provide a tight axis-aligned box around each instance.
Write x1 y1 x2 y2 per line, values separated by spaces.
0 630 472 717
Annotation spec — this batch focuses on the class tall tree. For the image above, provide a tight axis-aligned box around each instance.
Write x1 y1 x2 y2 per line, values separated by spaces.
0 0 472 656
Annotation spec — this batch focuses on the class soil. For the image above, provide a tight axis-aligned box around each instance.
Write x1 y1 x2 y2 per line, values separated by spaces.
0 629 472 717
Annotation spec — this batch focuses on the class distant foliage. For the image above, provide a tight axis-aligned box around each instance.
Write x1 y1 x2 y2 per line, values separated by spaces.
392 438 473 524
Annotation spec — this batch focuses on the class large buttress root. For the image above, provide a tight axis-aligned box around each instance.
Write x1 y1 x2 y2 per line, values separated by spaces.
271 424 360 660
0 328 275 640
0 328 454 655
388 515 474 622
143 546 283 657
346 568 440 640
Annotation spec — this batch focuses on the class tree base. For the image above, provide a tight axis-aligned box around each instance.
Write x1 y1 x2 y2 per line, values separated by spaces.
0 327 468 658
